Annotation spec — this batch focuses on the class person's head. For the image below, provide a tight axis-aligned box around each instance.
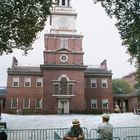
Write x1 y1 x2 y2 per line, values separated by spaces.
72 119 80 128
102 114 110 122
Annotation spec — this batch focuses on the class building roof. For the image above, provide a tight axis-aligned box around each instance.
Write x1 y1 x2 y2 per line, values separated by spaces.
7 66 43 75
113 89 140 98
113 93 136 98
7 64 112 77
40 64 87 70
84 68 112 77
122 71 136 79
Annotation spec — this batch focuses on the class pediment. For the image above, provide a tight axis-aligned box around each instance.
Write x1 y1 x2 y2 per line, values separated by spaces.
56 48 73 53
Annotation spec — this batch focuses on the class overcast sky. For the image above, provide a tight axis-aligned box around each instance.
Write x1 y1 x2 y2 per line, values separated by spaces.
0 0 136 86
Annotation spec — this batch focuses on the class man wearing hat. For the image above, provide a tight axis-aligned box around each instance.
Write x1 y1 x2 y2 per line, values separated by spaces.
63 119 85 140
97 114 113 140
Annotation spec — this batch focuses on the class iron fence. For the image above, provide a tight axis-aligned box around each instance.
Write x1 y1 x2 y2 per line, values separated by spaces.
1 126 140 140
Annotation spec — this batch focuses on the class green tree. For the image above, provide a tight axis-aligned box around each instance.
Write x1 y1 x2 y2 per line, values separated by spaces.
0 0 55 54
94 0 140 80
112 79 132 94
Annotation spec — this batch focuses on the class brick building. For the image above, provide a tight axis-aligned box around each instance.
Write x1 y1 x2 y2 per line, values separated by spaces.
113 71 140 113
5 0 113 114
122 72 137 89
85 63 113 113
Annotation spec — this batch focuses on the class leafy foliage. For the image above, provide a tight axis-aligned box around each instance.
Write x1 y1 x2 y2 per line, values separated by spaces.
134 70 140 88
94 0 140 79
112 79 132 94
0 0 55 54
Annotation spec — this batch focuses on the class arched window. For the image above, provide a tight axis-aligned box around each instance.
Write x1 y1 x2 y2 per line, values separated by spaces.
60 77 67 95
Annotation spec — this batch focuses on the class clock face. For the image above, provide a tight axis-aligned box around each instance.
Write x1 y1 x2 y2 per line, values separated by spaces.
58 17 69 28
60 54 68 62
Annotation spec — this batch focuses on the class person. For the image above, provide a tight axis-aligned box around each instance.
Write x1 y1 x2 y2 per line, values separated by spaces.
114 105 120 113
63 119 85 140
0 121 7 140
0 131 7 140
97 114 113 140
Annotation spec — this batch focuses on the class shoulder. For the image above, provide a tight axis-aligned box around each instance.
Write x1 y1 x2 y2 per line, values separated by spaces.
98 123 104 128
68 127 73 132
64 128 73 136
80 127 84 132
66 127 73 133
98 123 103 126
98 122 110 129
105 123 113 130
109 123 113 128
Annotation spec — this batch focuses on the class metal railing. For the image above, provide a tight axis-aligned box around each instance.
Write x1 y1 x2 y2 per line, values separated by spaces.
124 135 140 140
89 127 140 140
1 127 140 140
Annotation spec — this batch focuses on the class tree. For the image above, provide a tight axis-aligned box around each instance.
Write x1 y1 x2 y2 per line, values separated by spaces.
0 0 55 55
94 0 140 80
112 79 132 94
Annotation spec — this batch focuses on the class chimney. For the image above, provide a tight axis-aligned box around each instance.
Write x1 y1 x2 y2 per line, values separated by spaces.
100 59 107 69
12 57 18 67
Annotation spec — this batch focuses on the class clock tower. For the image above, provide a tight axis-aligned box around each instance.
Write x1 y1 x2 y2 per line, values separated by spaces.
41 0 87 114
50 0 77 34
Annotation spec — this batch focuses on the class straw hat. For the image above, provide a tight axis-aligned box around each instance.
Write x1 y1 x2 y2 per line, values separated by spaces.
72 119 80 125
102 114 110 119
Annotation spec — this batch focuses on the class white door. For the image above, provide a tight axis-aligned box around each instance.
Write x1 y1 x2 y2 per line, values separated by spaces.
58 99 69 114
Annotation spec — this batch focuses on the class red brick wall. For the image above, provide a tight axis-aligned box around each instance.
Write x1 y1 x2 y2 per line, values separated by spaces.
85 76 113 113
44 36 83 65
5 75 43 113
42 70 85 114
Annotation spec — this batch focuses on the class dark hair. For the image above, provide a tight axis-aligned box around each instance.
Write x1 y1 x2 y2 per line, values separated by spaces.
103 117 109 122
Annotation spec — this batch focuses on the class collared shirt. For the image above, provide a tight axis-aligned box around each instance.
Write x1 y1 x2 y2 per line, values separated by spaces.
97 122 113 140
64 126 83 138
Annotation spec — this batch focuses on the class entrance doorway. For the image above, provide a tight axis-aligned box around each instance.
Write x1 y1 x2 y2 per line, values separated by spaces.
124 99 129 112
58 99 69 114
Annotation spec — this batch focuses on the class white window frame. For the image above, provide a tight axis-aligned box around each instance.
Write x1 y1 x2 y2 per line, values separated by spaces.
60 54 68 62
35 99 42 109
60 38 68 49
91 99 97 109
102 99 109 109
90 78 97 88
24 77 31 87
101 78 108 88
36 77 43 87
12 77 19 87
68 83 74 95
23 98 30 109
11 98 18 108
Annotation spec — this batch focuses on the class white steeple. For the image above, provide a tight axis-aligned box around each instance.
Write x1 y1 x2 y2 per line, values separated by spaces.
50 0 77 34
